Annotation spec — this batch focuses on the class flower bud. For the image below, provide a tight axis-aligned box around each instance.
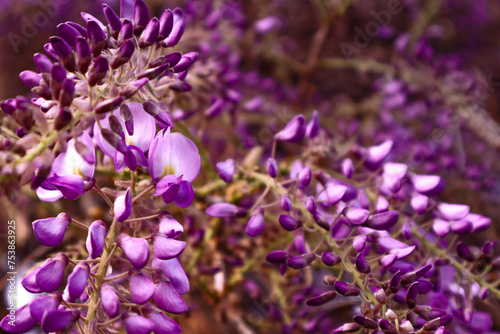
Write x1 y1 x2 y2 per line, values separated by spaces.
267 158 278 178
246 208 265 237
103 4 121 38
158 10 174 40
29 293 61 322
411 194 428 214
353 315 378 329
124 312 154 334
216 159 236 183
366 211 399 230
306 110 320 138
286 253 316 269
34 53 53 73
379 319 398 334
341 158 354 179
279 214 302 231
95 97 125 114
158 212 184 238
0 304 37 333
437 203 470 221
57 23 81 47
342 207 369 225
41 308 79 333
266 250 288 264
86 220 107 259
161 18 185 47
405 282 419 309
75 36 92 74
114 188 132 222
206 203 247 218
334 281 360 296
355 253 371 274
88 56 109 86
149 312 182 334
34 253 69 292
20 71 42 89
129 270 156 304
65 262 89 302
133 0 150 35
118 234 150 268
332 323 361 333
306 291 337 306
321 252 340 266
120 78 149 99
49 36 76 72
298 166 312 186
153 275 188 314
101 284 120 317
32 212 71 247
325 183 347 205
139 18 160 48
274 115 307 143
119 19 134 45
87 20 107 57
456 242 476 262
153 233 186 260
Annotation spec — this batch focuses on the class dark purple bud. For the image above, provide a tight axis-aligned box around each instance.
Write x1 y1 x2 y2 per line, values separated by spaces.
158 9 174 40
423 315 453 331
366 211 399 230
129 270 155 304
374 287 387 304
59 78 75 107
151 257 189 295
133 0 150 35
86 220 107 259
274 115 307 143
481 241 496 262
149 312 182 334
164 51 182 67
41 308 79 333
334 281 361 296
322 252 341 266
161 19 185 47
306 291 337 306
342 207 369 225
353 235 367 252
266 250 288 264
49 37 76 72
87 20 107 57
19 71 41 89
101 283 120 317
142 100 173 128
118 234 150 268
66 262 89 302
456 242 476 262
206 203 247 218
450 219 473 235
341 158 354 179
306 110 320 138
121 78 149 99
139 18 159 48
88 56 109 86
29 294 61 322
114 188 132 222
379 319 398 334
34 53 53 73
414 305 447 320
216 159 236 183
16 128 28 138
280 195 292 212
279 214 302 231
57 23 81 47
50 63 66 99
1 98 17 115
405 282 419 309
123 312 154 334
171 54 197 73
153 233 186 260
149 55 166 68
332 323 362 333
286 253 316 269
36 253 69 292
0 305 37 333
298 166 312 186
353 316 379 329
325 183 347 205
246 208 265 237
109 115 124 135
111 39 135 69
355 253 371 274
103 4 122 38
401 264 433 284
32 212 71 247
44 43 58 59
267 158 278 178
119 19 134 44
55 107 72 130
75 36 92 74
154 276 188 314
306 196 317 214
67 21 87 37
95 97 125 114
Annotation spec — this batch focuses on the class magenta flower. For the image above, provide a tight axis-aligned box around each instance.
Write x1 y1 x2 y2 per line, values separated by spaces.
148 129 201 207
36 132 95 201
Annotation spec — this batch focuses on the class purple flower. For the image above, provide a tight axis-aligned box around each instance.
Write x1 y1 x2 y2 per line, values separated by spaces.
118 234 150 268
86 220 107 259
158 212 184 238
101 284 120 317
114 188 132 222
41 308 79 333
32 212 71 247
0 304 37 333
153 233 187 260
152 257 189 295
216 158 236 183
246 208 265 237
206 203 247 218
65 262 89 302
274 115 307 143
153 275 188 314
29 293 61 322
36 132 95 201
150 311 182 334
124 312 154 334
129 270 156 304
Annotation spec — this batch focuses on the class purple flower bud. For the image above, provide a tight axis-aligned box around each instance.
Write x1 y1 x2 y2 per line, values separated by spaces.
172 54 197 73
121 78 149 99
353 316 379 329
54 106 72 130
32 212 71 247
379 319 398 334
298 166 312 186
29 293 61 322
134 0 150 35
57 23 81 47
322 252 340 266
325 183 347 205
66 262 89 302
206 203 247 218
341 158 354 179
216 159 236 183
101 283 120 317
400 319 414 333
306 110 320 138
306 291 337 306
306 196 317 213
450 219 473 235
153 233 186 260
86 220 107 259
96 97 126 115
355 253 371 273
334 281 361 296
389 270 402 293
129 270 155 304
124 312 154 334
158 10 174 40
34 53 53 73
111 39 135 69
364 140 393 169
423 315 453 331
75 36 92 74
245 208 265 237
154 276 188 314
412 174 443 194
279 214 303 231
139 18 160 48
280 195 292 212
0 304 37 333
266 250 288 264
405 282 419 309
380 253 397 268
286 253 316 269
87 20 107 57
142 100 173 128
49 37 76 72
59 78 75 107
366 211 399 230
118 234 150 268
19 70 41 89
103 4 122 38
274 115 306 143
88 56 109 86
161 18 185 47
151 257 189 294
158 212 184 238
456 242 476 262
411 194 428 214
437 203 470 221
1 98 17 115
114 188 132 222
374 287 387 304
119 19 134 44
150 311 182 334
267 158 278 178
50 63 66 98
332 323 362 333
353 235 367 252
40 308 79 333
342 207 369 225
36 253 69 292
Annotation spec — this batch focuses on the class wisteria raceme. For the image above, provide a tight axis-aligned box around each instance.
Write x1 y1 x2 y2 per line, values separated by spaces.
1 0 500 333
